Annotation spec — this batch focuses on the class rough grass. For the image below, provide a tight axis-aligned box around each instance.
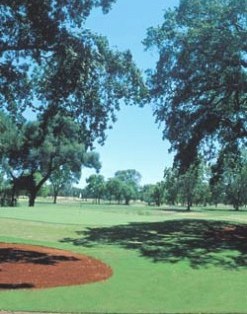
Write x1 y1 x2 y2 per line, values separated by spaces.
0 198 247 313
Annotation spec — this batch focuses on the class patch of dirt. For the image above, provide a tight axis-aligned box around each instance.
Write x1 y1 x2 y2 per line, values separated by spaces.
0 243 112 290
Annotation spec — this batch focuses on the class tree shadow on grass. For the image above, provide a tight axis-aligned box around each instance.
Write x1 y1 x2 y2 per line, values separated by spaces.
61 219 247 269
0 248 79 265
0 283 34 290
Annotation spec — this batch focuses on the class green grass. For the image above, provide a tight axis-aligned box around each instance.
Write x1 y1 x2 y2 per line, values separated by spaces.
1 198 247 313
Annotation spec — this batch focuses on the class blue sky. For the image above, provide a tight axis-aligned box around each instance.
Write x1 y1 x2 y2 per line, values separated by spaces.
79 0 179 187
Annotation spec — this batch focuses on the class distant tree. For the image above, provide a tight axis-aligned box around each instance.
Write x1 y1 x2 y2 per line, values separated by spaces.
178 164 199 211
71 187 84 199
209 149 228 206
223 153 247 210
36 181 50 198
164 162 212 209
141 184 156 205
59 185 82 198
115 170 141 186
152 181 165 207
210 181 225 207
121 183 136 205
163 168 179 205
50 152 100 204
105 178 123 204
193 181 211 207
114 169 142 205
50 166 79 204
86 174 105 204
144 0 247 171
192 162 211 207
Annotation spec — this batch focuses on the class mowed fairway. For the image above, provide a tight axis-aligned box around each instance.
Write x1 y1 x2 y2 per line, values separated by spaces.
1 199 247 313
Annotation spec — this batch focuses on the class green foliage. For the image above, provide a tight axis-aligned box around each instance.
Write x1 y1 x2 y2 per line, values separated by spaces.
140 184 156 205
193 181 211 207
105 177 124 203
1 0 146 143
114 169 141 186
163 168 179 205
85 174 105 203
50 152 100 203
114 169 141 205
152 181 165 206
0 163 12 206
120 182 137 205
209 150 247 210
0 1 146 206
144 0 247 170
186 161 212 208
0 113 96 206
49 166 79 204
223 152 247 210
163 161 212 210
161 155 247 211
100 170 142 205
210 181 225 207
0 112 23 157
36 182 50 198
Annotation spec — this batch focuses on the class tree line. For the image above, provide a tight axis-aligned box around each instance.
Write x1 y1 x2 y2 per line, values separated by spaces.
82 152 247 211
2 153 246 211
157 152 247 211
30 151 246 211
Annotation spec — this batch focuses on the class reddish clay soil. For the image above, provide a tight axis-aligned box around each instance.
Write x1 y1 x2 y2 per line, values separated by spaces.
0 243 112 290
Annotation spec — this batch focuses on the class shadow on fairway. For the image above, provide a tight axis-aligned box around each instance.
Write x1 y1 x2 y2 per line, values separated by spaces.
0 283 34 289
0 248 79 265
159 207 238 213
61 219 247 269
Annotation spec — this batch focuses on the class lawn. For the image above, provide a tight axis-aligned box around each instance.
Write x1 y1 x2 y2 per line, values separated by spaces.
0 199 247 313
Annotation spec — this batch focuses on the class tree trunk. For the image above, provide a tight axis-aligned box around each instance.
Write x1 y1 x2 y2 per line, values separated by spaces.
234 203 239 211
29 190 37 207
187 198 191 211
53 192 58 204
10 188 17 207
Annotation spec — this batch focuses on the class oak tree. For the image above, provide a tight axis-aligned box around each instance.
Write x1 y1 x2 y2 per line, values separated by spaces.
0 1 146 205
144 0 247 171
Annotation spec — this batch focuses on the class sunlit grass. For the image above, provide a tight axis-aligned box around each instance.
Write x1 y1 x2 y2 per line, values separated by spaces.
0 198 247 313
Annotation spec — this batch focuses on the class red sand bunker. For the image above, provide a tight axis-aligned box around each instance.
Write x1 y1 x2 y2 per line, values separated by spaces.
0 243 112 290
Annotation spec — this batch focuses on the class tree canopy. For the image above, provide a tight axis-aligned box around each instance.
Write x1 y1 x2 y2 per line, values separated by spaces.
1 0 146 145
114 169 141 205
85 174 105 204
0 112 101 206
0 0 146 206
144 0 247 171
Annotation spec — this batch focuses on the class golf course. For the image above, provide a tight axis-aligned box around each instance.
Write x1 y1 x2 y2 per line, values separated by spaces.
1 0 246 312
0 198 247 313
